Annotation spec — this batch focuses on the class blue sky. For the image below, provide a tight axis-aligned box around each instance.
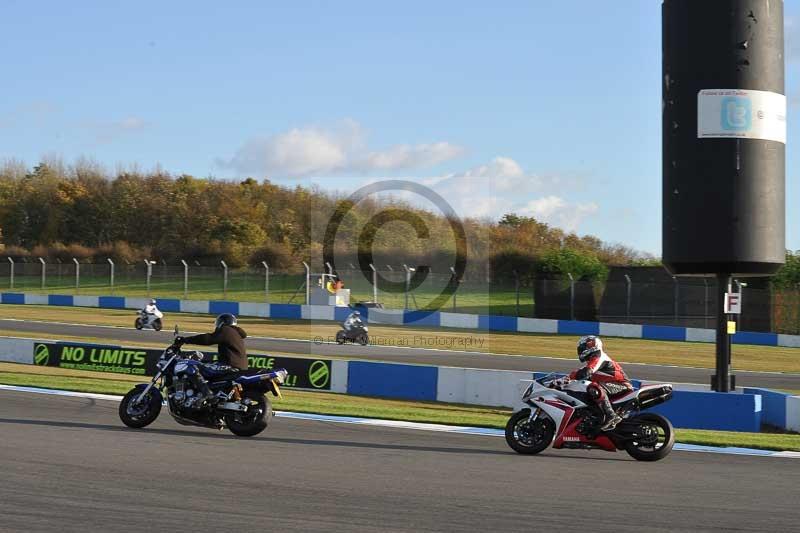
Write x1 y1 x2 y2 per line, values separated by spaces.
0 0 798 255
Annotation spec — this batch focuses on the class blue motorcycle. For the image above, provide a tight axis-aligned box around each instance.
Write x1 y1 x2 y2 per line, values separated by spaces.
119 329 287 437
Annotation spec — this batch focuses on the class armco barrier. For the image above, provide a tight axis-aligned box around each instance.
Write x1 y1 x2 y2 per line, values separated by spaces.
3 291 799 349
0 333 796 433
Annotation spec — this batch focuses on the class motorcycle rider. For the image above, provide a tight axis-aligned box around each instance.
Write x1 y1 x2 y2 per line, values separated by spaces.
174 313 248 409
559 335 632 431
342 309 364 332
142 299 163 324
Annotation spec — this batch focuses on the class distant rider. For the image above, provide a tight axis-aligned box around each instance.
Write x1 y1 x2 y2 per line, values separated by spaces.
342 310 364 332
558 336 633 431
142 299 163 320
175 313 248 409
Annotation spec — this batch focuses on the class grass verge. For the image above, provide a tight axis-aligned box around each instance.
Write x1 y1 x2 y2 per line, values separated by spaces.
1 304 800 373
1 362 798 452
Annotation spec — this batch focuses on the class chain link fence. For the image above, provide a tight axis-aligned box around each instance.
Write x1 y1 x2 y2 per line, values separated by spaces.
1 259 798 334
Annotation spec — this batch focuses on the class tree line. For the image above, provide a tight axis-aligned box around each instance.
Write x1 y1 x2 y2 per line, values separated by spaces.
0 159 666 281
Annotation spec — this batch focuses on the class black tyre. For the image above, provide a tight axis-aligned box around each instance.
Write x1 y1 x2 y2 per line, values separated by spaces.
119 387 162 428
153 318 163 331
624 413 675 461
134 317 143 330
335 331 346 345
226 395 271 437
357 333 369 346
505 409 555 455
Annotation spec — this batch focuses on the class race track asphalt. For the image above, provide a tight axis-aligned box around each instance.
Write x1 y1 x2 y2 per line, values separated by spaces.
0 390 798 532
2 318 799 390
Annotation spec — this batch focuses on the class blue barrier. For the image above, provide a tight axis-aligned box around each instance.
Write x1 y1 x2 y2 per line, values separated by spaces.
642 325 686 342
158 298 182 313
647 390 761 432
3 291 800 349
334 306 353 322
743 388 788 428
404 310 441 327
48 295 73 307
347 361 438 401
1 293 25 304
209 301 239 316
269 304 302 320
733 331 779 346
478 315 517 332
558 320 600 336
98 296 126 309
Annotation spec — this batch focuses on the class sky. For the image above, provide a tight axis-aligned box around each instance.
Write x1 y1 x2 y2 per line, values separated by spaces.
0 0 798 256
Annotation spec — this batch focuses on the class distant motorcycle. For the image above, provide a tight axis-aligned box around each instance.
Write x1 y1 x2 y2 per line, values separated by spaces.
335 323 369 346
505 373 675 461
118 328 287 437
135 310 163 331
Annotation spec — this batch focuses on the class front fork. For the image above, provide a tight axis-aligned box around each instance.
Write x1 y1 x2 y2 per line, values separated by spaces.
527 407 541 422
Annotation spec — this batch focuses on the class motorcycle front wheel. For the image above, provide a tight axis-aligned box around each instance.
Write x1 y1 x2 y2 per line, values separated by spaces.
226 395 272 437
505 409 555 455
153 318 163 331
624 413 675 461
119 387 162 428
357 333 369 346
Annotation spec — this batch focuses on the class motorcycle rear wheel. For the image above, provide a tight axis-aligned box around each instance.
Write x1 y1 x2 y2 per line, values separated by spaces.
505 409 555 455
335 330 346 344
119 387 162 428
624 413 675 461
134 317 143 330
226 395 271 437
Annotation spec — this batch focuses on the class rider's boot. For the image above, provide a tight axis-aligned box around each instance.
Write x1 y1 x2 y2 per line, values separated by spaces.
598 396 622 431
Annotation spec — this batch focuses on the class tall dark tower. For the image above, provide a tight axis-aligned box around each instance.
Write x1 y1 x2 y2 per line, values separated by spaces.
662 0 786 390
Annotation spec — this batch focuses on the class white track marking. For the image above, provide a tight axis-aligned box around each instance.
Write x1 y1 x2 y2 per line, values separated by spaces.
1 384 797 459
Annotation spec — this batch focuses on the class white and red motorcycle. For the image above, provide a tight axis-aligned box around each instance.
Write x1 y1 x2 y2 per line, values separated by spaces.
506 373 675 461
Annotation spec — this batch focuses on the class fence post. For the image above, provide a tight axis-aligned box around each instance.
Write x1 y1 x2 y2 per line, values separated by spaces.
107 258 115 294
221 260 228 299
567 272 575 321
514 270 520 317
673 276 679 325
264 263 270 303
39 257 46 289
145 259 152 296
325 262 333 276
624 274 632 321
386 264 393 272
449 266 457 312
7 257 14 289
302 262 310 304
181 260 188 299
703 277 710 329
73 258 80 292
403 264 413 310
369 263 377 303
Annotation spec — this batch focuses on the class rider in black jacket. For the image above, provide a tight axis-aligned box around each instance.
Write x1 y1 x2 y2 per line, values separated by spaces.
175 313 248 408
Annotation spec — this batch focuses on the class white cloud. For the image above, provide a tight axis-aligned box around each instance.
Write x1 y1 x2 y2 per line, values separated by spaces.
218 120 464 177
89 116 149 143
519 195 599 232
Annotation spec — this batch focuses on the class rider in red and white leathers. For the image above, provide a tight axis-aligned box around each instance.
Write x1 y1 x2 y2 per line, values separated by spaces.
566 335 633 431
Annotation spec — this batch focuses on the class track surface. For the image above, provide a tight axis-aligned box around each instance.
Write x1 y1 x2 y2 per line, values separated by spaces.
3 318 799 390
0 390 798 532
